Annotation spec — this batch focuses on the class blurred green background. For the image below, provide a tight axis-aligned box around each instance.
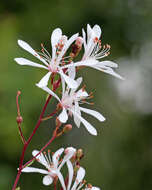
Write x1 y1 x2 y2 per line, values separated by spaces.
0 0 152 189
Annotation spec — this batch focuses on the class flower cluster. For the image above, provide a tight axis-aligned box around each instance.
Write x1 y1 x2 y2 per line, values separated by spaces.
13 24 123 189
15 24 122 136
22 147 100 190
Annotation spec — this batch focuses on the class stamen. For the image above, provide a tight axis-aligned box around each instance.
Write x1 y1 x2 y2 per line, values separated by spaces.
43 151 50 164
48 150 52 164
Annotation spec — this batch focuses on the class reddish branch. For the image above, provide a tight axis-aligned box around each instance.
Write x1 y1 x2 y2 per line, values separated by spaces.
12 79 61 190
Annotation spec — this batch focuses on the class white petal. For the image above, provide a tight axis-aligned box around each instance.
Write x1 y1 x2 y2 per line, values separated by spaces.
21 167 48 174
70 77 83 96
80 107 105 122
100 61 118 68
59 71 78 89
62 59 98 69
61 75 66 95
52 148 64 168
68 66 76 80
91 187 101 190
76 89 89 98
87 24 93 41
91 65 124 80
32 150 48 168
58 107 68 123
66 160 74 190
14 58 48 69
57 33 79 62
82 29 87 50
43 175 53 186
93 25 102 38
56 171 66 190
36 72 51 87
17 40 48 65
51 28 62 59
36 85 60 102
72 111 97 135
71 167 85 190
58 147 76 170
51 28 62 47
74 101 81 128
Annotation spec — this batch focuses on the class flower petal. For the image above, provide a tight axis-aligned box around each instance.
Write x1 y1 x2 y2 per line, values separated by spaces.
74 101 81 128
70 77 83 96
58 107 68 123
71 111 97 135
62 59 98 69
21 167 48 174
43 175 53 186
66 160 74 190
100 61 118 68
71 167 85 190
14 58 48 69
32 150 48 168
52 148 64 168
68 66 76 80
59 70 78 89
56 171 66 190
79 107 105 122
93 25 102 38
18 40 48 65
51 28 62 59
57 33 79 62
90 65 124 80
58 147 76 170
91 187 101 190
36 72 51 87
36 85 60 102
76 89 89 98
82 29 87 50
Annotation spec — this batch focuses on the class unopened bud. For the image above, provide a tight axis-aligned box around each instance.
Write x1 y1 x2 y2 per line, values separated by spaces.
63 124 72 133
17 91 21 96
76 149 84 159
16 116 23 124
75 37 83 48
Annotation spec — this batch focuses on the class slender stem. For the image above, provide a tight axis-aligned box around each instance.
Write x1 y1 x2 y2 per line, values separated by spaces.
12 77 61 190
16 91 26 144
42 109 58 121
12 94 52 190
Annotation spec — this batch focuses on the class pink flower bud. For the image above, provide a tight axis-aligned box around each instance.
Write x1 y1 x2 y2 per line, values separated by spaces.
16 116 23 124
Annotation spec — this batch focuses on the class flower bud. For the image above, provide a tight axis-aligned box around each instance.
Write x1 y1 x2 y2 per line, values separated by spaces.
63 124 72 133
75 37 83 48
16 116 23 124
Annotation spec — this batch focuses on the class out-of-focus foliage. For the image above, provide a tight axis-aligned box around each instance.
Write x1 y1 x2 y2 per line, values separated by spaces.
0 0 152 189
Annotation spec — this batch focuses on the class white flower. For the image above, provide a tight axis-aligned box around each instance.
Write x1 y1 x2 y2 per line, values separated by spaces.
14 28 79 91
21 147 76 186
38 67 105 136
58 160 100 190
62 24 123 80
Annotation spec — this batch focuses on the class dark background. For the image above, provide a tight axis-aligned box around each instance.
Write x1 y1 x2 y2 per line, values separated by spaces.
0 0 152 189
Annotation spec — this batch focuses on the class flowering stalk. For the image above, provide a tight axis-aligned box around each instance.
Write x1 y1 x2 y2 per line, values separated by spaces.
12 24 123 189
12 79 61 190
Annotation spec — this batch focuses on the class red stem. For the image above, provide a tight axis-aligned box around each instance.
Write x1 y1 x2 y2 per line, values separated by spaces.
12 94 52 190
12 78 61 190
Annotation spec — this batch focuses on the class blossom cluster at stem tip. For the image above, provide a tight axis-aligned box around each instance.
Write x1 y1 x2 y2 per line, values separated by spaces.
14 24 123 136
